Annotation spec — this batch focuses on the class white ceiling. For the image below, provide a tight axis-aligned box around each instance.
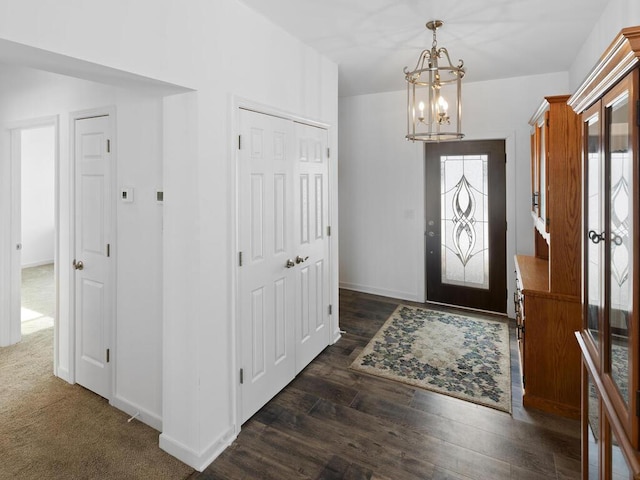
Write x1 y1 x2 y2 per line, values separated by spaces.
239 0 608 97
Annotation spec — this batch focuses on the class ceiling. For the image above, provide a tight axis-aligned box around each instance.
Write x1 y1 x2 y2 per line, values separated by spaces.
239 0 609 97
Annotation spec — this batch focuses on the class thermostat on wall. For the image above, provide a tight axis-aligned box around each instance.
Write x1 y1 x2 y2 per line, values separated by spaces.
121 187 134 203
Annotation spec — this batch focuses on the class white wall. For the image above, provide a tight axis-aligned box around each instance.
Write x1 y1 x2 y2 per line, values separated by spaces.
21 125 55 267
0 0 338 471
339 71 569 314
0 66 166 426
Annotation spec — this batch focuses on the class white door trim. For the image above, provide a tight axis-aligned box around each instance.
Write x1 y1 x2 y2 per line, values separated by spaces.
0 116 59 352
230 96 336 433
68 106 117 395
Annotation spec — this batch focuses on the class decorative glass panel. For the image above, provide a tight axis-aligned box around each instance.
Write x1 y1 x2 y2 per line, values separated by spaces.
586 114 602 347
607 93 631 407
440 154 489 289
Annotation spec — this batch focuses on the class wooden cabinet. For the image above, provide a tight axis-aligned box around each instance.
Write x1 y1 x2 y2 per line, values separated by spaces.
513 94 583 418
515 256 581 417
569 26 640 480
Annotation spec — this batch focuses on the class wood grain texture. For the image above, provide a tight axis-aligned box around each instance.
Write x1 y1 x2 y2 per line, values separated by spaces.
515 256 581 419
191 290 581 479
545 96 582 297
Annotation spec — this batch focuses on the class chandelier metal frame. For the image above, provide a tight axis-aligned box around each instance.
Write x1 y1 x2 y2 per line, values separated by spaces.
404 20 465 142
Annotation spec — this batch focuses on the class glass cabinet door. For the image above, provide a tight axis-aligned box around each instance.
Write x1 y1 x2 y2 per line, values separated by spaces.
539 116 547 231
604 85 633 411
584 103 603 351
609 416 632 480
531 131 539 215
586 373 601 480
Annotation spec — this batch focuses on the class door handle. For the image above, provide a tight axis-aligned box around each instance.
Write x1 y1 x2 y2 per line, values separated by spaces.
73 260 84 271
295 255 309 264
588 230 605 244
285 259 295 268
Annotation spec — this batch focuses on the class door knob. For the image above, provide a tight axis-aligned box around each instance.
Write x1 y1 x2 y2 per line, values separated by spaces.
285 259 295 268
73 260 84 271
295 255 309 264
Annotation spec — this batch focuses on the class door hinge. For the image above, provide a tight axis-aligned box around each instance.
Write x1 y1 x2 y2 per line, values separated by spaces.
328 304 333 315
636 100 640 127
506 289 509 301
238 135 242 150
636 390 640 417
107 139 111 153
106 244 110 257
522 375 525 388
327 226 331 237
238 251 243 267
106 348 110 363
327 147 330 159
240 368 244 384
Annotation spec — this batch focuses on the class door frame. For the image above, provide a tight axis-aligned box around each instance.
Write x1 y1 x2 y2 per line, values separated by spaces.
424 133 516 317
230 96 338 432
68 107 117 396
0 116 59 349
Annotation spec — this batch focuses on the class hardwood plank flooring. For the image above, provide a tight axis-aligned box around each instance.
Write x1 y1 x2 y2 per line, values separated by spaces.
191 290 581 480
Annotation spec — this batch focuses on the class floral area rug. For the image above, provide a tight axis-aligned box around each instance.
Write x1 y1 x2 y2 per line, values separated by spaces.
350 305 512 413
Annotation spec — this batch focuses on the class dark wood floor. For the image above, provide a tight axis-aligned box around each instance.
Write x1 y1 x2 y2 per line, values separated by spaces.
191 290 581 480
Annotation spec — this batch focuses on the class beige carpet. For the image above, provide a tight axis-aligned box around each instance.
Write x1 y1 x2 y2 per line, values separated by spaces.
0 327 195 480
351 305 512 413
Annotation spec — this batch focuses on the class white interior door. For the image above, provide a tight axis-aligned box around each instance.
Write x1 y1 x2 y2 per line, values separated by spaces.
293 122 330 372
238 109 296 423
74 115 113 400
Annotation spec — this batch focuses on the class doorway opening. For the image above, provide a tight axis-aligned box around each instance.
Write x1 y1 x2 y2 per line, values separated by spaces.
19 124 56 337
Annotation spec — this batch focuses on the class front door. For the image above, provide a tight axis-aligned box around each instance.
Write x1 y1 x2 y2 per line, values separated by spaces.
425 140 507 313
74 115 113 400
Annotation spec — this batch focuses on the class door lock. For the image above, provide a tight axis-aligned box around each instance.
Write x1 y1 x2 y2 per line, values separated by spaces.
295 255 309 264
73 259 84 271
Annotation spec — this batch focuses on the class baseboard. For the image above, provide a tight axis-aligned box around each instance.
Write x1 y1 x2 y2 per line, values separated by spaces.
159 426 237 471
56 366 72 383
339 282 421 302
21 260 54 269
111 395 163 431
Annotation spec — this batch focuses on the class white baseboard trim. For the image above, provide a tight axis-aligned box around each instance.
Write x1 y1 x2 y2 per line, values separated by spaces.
111 395 162 431
160 426 237 472
339 282 421 302
56 366 72 383
21 260 54 269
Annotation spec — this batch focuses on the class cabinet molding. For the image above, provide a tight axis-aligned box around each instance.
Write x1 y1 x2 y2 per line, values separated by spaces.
568 26 640 114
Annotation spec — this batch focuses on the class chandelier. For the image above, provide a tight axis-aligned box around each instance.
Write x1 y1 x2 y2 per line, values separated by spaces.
404 20 465 142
